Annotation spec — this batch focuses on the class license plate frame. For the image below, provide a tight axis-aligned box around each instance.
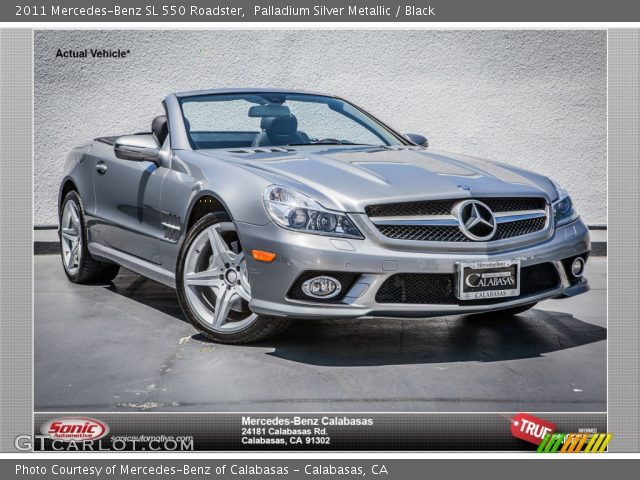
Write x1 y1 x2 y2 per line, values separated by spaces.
456 260 521 301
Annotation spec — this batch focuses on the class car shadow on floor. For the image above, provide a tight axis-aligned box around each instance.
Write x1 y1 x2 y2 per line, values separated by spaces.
108 268 606 367
257 311 606 366
107 271 188 322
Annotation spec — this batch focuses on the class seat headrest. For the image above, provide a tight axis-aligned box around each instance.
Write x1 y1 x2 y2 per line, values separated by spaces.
262 115 298 137
260 116 272 130
151 115 168 146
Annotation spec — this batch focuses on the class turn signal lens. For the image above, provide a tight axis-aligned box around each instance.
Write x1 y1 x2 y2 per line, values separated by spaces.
251 250 277 262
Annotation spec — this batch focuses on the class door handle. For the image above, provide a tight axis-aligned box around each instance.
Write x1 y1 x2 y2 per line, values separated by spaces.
96 162 108 174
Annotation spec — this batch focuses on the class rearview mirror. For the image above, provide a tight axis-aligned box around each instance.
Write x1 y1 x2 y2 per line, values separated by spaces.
405 133 429 147
114 135 161 163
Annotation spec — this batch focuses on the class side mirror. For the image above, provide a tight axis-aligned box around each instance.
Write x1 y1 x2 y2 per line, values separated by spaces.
405 133 428 148
114 135 161 163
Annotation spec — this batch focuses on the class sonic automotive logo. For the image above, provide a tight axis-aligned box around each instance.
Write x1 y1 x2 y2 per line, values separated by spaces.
40 417 109 442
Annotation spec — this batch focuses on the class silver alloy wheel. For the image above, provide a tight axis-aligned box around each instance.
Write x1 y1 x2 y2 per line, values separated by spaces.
183 222 257 333
61 199 82 276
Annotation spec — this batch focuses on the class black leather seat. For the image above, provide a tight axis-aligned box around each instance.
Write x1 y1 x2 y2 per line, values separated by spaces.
151 115 168 146
252 115 308 147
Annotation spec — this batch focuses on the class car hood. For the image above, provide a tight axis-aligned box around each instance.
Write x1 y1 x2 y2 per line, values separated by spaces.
199 146 558 213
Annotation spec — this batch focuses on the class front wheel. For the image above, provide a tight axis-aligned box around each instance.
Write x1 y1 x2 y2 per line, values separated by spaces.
176 213 292 344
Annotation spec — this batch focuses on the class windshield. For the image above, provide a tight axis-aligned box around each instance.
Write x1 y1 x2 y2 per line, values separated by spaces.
178 92 407 150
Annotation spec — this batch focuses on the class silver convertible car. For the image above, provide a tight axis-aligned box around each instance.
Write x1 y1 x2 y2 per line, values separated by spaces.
59 89 590 343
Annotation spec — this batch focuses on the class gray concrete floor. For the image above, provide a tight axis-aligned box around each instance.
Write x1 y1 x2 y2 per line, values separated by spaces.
35 254 606 412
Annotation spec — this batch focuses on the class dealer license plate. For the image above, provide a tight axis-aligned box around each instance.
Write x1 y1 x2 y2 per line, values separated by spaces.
456 260 521 301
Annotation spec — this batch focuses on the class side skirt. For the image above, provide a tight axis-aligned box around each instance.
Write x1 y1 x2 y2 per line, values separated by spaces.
88 242 176 288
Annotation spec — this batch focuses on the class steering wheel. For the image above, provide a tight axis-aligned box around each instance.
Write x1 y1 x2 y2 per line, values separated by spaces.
315 138 342 144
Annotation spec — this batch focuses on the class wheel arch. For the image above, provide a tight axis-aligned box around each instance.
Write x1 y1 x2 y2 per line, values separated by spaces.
185 191 233 232
59 177 79 215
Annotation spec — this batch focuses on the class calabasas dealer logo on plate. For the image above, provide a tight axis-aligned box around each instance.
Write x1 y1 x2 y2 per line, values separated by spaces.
40 417 109 442
456 260 520 300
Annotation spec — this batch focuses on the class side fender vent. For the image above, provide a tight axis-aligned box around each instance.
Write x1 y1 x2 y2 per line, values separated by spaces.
161 213 181 242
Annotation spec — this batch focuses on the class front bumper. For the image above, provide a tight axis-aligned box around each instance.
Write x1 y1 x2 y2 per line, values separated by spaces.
237 218 591 319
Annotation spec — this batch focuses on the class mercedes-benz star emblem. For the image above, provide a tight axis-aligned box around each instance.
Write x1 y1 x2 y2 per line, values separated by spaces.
454 200 497 241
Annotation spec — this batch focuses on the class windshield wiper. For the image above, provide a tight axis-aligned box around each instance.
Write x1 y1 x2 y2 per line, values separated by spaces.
286 142 373 146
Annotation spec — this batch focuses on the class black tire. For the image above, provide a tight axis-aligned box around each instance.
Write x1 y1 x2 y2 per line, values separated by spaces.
471 302 537 319
176 212 292 344
59 191 120 284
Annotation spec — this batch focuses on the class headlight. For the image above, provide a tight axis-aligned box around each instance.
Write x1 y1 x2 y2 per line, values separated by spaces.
263 185 363 239
552 184 579 227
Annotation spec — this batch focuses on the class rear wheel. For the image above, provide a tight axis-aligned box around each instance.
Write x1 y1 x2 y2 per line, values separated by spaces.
59 191 120 284
176 212 292 344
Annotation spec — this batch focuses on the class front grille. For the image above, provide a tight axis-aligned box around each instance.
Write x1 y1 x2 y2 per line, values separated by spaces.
376 216 547 242
494 216 547 240
375 263 559 305
376 273 456 304
376 224 467 242
519 262 561 295
287 271 360 303
366 197 546 218
367 200 455 217
367 197 548 242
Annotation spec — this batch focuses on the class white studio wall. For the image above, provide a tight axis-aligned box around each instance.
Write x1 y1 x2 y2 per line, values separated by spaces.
35 30 606 226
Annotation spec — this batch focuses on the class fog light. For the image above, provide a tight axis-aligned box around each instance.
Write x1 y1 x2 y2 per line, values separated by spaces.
301 276 342 299
571 257 585 278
